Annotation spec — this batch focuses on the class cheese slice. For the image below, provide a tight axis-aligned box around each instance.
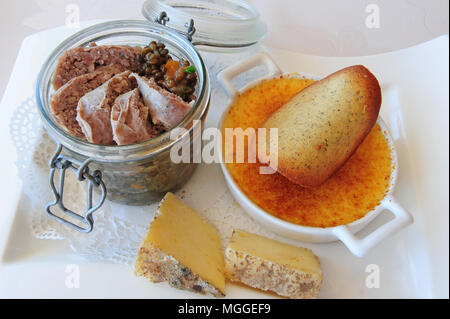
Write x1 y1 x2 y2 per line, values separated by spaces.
225 230 322 299
134 192 225 297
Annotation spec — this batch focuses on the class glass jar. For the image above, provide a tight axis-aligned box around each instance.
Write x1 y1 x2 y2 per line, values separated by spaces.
36 20 210 232
142 0 267 50
36 0 267 233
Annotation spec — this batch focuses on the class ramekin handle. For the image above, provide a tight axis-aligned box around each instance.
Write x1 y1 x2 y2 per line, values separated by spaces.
333 195 413 257
217 52 282 99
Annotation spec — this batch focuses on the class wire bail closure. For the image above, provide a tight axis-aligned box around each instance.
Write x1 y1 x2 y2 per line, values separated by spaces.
155 11 196 42
45 144 107 233
155 11 169 25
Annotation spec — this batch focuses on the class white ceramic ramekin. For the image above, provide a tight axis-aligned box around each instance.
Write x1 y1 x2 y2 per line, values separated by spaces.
217 52 413 257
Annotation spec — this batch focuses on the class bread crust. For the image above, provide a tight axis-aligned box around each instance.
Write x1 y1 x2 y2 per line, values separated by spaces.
262 65 381 188
225 247 322 299
135 244 225 297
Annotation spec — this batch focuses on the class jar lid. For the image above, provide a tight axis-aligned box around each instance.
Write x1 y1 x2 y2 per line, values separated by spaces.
142 0 267 49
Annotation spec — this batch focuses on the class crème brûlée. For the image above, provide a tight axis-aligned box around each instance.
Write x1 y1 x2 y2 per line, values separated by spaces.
222 76 392 228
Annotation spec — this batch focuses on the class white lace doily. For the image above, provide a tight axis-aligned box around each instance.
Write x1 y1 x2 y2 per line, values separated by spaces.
9 49 280 266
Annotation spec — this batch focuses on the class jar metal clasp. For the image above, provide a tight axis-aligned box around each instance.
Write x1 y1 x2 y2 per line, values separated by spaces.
155 11 196 42
45 144 106 233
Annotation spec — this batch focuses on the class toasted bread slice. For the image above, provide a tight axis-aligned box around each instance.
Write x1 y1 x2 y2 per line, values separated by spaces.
261 65 381 188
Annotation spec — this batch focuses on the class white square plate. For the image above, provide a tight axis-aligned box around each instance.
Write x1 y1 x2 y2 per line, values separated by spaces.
0 22 447 298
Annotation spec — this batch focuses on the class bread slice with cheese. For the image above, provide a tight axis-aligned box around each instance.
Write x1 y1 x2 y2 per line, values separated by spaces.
225 230 322 299
134 192 226 297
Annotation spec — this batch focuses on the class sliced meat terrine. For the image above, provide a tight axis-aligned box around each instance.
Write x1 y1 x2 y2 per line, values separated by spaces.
130 73 193 130
111 89 164 146
77 71 136 145
50 64 126 138
53 44 142 90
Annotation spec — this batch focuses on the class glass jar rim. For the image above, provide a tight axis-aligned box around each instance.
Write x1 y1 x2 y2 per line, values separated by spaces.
142 0 267 48
36 19 210 163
